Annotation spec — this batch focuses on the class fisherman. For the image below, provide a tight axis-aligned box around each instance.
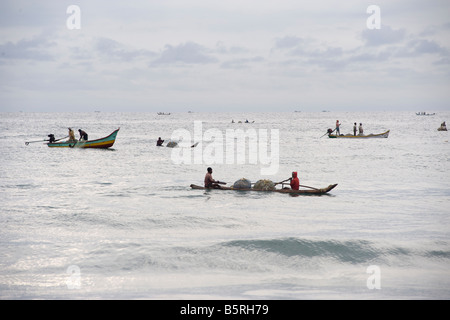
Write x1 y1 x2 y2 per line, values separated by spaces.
204 167 222 188
289 171 299 190
358 123 364 135
353 122 357 136
156 137 164 146
78 129 88 141
47 134 56 143
68 128 76 142
335 120 341 136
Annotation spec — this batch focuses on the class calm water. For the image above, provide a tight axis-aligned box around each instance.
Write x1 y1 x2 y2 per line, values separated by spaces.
0 111 449 299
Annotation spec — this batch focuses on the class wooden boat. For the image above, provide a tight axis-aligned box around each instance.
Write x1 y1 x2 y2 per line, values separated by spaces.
47 128 120 148
190 183 338 195
328 130 389 139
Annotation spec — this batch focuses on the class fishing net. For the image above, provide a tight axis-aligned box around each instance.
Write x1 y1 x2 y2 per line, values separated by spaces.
253 179 275 191
233 178 252 189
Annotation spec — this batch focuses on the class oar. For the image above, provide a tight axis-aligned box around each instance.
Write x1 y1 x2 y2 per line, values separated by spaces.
274 178 291 186
25 139 48 145
54 135 69 142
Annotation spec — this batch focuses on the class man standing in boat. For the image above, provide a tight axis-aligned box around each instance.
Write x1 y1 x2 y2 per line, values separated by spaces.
78 129 88 141
358 123 364 135
68 128 76 142
204 167 222 188
156 137 164 146
290 172 299 190
353 123 357 136
335 120 341 136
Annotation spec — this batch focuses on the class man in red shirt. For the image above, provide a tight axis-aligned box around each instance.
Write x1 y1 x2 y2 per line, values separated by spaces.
290 172 299 190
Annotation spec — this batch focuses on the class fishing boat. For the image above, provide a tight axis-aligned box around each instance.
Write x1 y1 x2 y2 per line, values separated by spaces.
416 112 435 116
47 128 120 148
328 130 390 138
190 183 338 195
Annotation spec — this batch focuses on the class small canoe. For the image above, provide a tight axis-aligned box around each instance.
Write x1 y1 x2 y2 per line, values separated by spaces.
190 183 337 195
329 130 389 139
47 128 120 148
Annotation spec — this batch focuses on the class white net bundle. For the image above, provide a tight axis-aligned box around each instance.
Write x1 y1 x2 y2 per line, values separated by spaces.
253 179 275 191
233 178 252 189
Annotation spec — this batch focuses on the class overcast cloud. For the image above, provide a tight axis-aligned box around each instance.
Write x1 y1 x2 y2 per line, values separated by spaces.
0 0 449 112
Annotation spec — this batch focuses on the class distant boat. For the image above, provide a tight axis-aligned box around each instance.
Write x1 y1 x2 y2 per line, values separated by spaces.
47 128 120 148
157 112 171 115
416 112 435 116
328 130 390 139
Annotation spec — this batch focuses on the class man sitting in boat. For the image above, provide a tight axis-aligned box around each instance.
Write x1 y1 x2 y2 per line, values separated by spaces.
47 134 56 143
204 167 222 188
156 137 164 146
439 122 447 131
290 172 299 190
78 129 88 141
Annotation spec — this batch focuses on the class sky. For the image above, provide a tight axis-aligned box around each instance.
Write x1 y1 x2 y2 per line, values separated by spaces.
1 0 449 112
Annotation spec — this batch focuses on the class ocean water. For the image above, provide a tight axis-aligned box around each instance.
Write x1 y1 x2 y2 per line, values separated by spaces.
0 111 449 300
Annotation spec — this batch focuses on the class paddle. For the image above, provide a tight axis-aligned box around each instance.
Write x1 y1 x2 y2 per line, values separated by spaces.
25 135 69 145
25 139 48 145
54 135 69 142
274 178 291 186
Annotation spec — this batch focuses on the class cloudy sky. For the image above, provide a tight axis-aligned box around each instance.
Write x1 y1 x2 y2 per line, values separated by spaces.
1 0 449 112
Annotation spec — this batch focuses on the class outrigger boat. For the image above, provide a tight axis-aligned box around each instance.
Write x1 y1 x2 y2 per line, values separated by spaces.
47 128 120 148
190 183 338 195
328 130 389 139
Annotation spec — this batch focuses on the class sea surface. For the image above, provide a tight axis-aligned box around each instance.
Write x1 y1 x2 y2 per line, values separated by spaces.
0 111 449 300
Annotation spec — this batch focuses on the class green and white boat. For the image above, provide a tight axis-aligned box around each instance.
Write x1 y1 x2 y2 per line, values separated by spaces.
47 128 120 148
